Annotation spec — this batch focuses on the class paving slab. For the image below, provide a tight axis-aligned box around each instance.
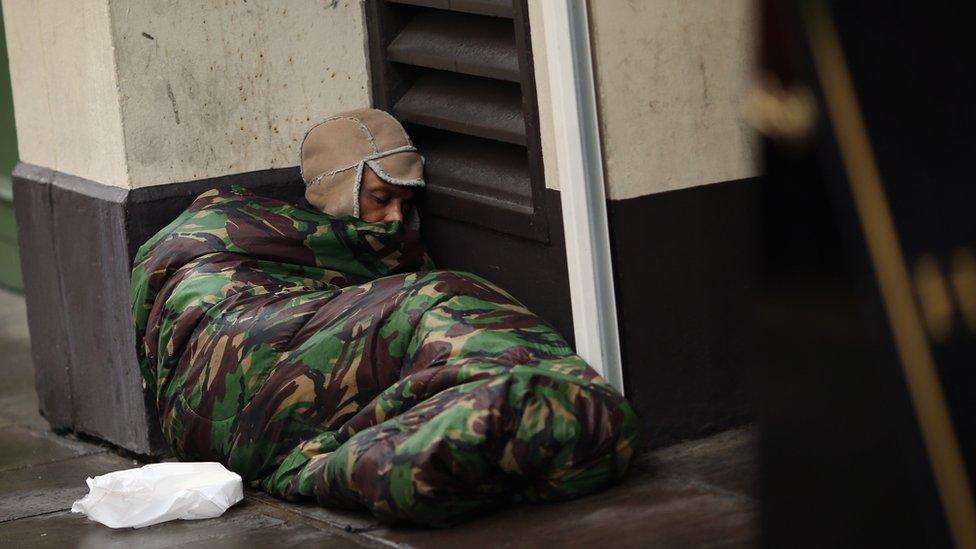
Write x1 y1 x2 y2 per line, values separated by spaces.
180 522 370 548
0 338 33 400
0 288 41 430
0 501 286 549
645 426 758 496
0 290 32 386
0 426 105 472
0 391 47 430
0 451 140 522
246 490 383 533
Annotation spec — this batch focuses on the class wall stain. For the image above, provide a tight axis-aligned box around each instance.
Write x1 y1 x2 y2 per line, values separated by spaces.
699 59 711 108
165 82 181 125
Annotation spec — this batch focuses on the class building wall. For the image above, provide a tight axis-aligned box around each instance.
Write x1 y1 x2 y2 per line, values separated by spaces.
3 0 757 452
4 0 754 194
1 0 128 187
110 0 370 188
578 0 758 443
2 0 371 189
527 0 758 197
591 0 758 199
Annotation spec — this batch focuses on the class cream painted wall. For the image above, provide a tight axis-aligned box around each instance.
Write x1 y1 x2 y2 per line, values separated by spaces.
5 0 754 196
111 0 371 188
588 0 759 200
526 0 560 191
1 0 128 187
2 0 371 189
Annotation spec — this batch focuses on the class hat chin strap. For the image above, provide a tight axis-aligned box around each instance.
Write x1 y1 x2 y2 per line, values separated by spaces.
352 161 365 218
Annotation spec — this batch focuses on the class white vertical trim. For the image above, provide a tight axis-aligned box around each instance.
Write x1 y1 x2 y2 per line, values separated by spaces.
541 0 623 392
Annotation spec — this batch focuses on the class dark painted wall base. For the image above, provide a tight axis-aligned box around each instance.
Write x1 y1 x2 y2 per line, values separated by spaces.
608 178 758 447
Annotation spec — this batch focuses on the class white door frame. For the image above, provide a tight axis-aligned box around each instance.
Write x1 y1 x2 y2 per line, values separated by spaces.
541 0 624 393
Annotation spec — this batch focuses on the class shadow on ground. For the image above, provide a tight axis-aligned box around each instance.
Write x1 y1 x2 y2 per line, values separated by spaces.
0 288 757 548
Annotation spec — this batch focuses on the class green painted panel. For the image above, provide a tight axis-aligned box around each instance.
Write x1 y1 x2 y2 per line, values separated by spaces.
0 11 18 174
0 191 19 291
0 192 15 241
1 9 22 291
0 238 21 290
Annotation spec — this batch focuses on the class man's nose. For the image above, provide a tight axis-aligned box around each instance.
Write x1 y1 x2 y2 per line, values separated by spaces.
385 204 404 223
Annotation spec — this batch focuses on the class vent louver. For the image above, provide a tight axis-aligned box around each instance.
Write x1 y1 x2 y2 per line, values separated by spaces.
366 0 548 241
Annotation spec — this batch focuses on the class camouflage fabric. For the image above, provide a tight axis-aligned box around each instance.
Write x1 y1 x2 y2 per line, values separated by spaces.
131 188 640 526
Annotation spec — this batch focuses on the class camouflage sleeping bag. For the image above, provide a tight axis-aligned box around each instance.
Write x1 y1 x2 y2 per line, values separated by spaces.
131 188 640 526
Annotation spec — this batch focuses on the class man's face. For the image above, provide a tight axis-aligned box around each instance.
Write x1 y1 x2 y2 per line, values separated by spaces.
358 166 416 223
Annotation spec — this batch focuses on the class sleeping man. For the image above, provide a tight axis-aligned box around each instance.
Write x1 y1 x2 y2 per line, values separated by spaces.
131 108 640 526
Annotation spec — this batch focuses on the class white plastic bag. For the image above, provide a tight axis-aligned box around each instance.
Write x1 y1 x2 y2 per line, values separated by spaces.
70 462 244 528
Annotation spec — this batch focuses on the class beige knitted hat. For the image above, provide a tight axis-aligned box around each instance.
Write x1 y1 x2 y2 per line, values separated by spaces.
301 108 425 219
